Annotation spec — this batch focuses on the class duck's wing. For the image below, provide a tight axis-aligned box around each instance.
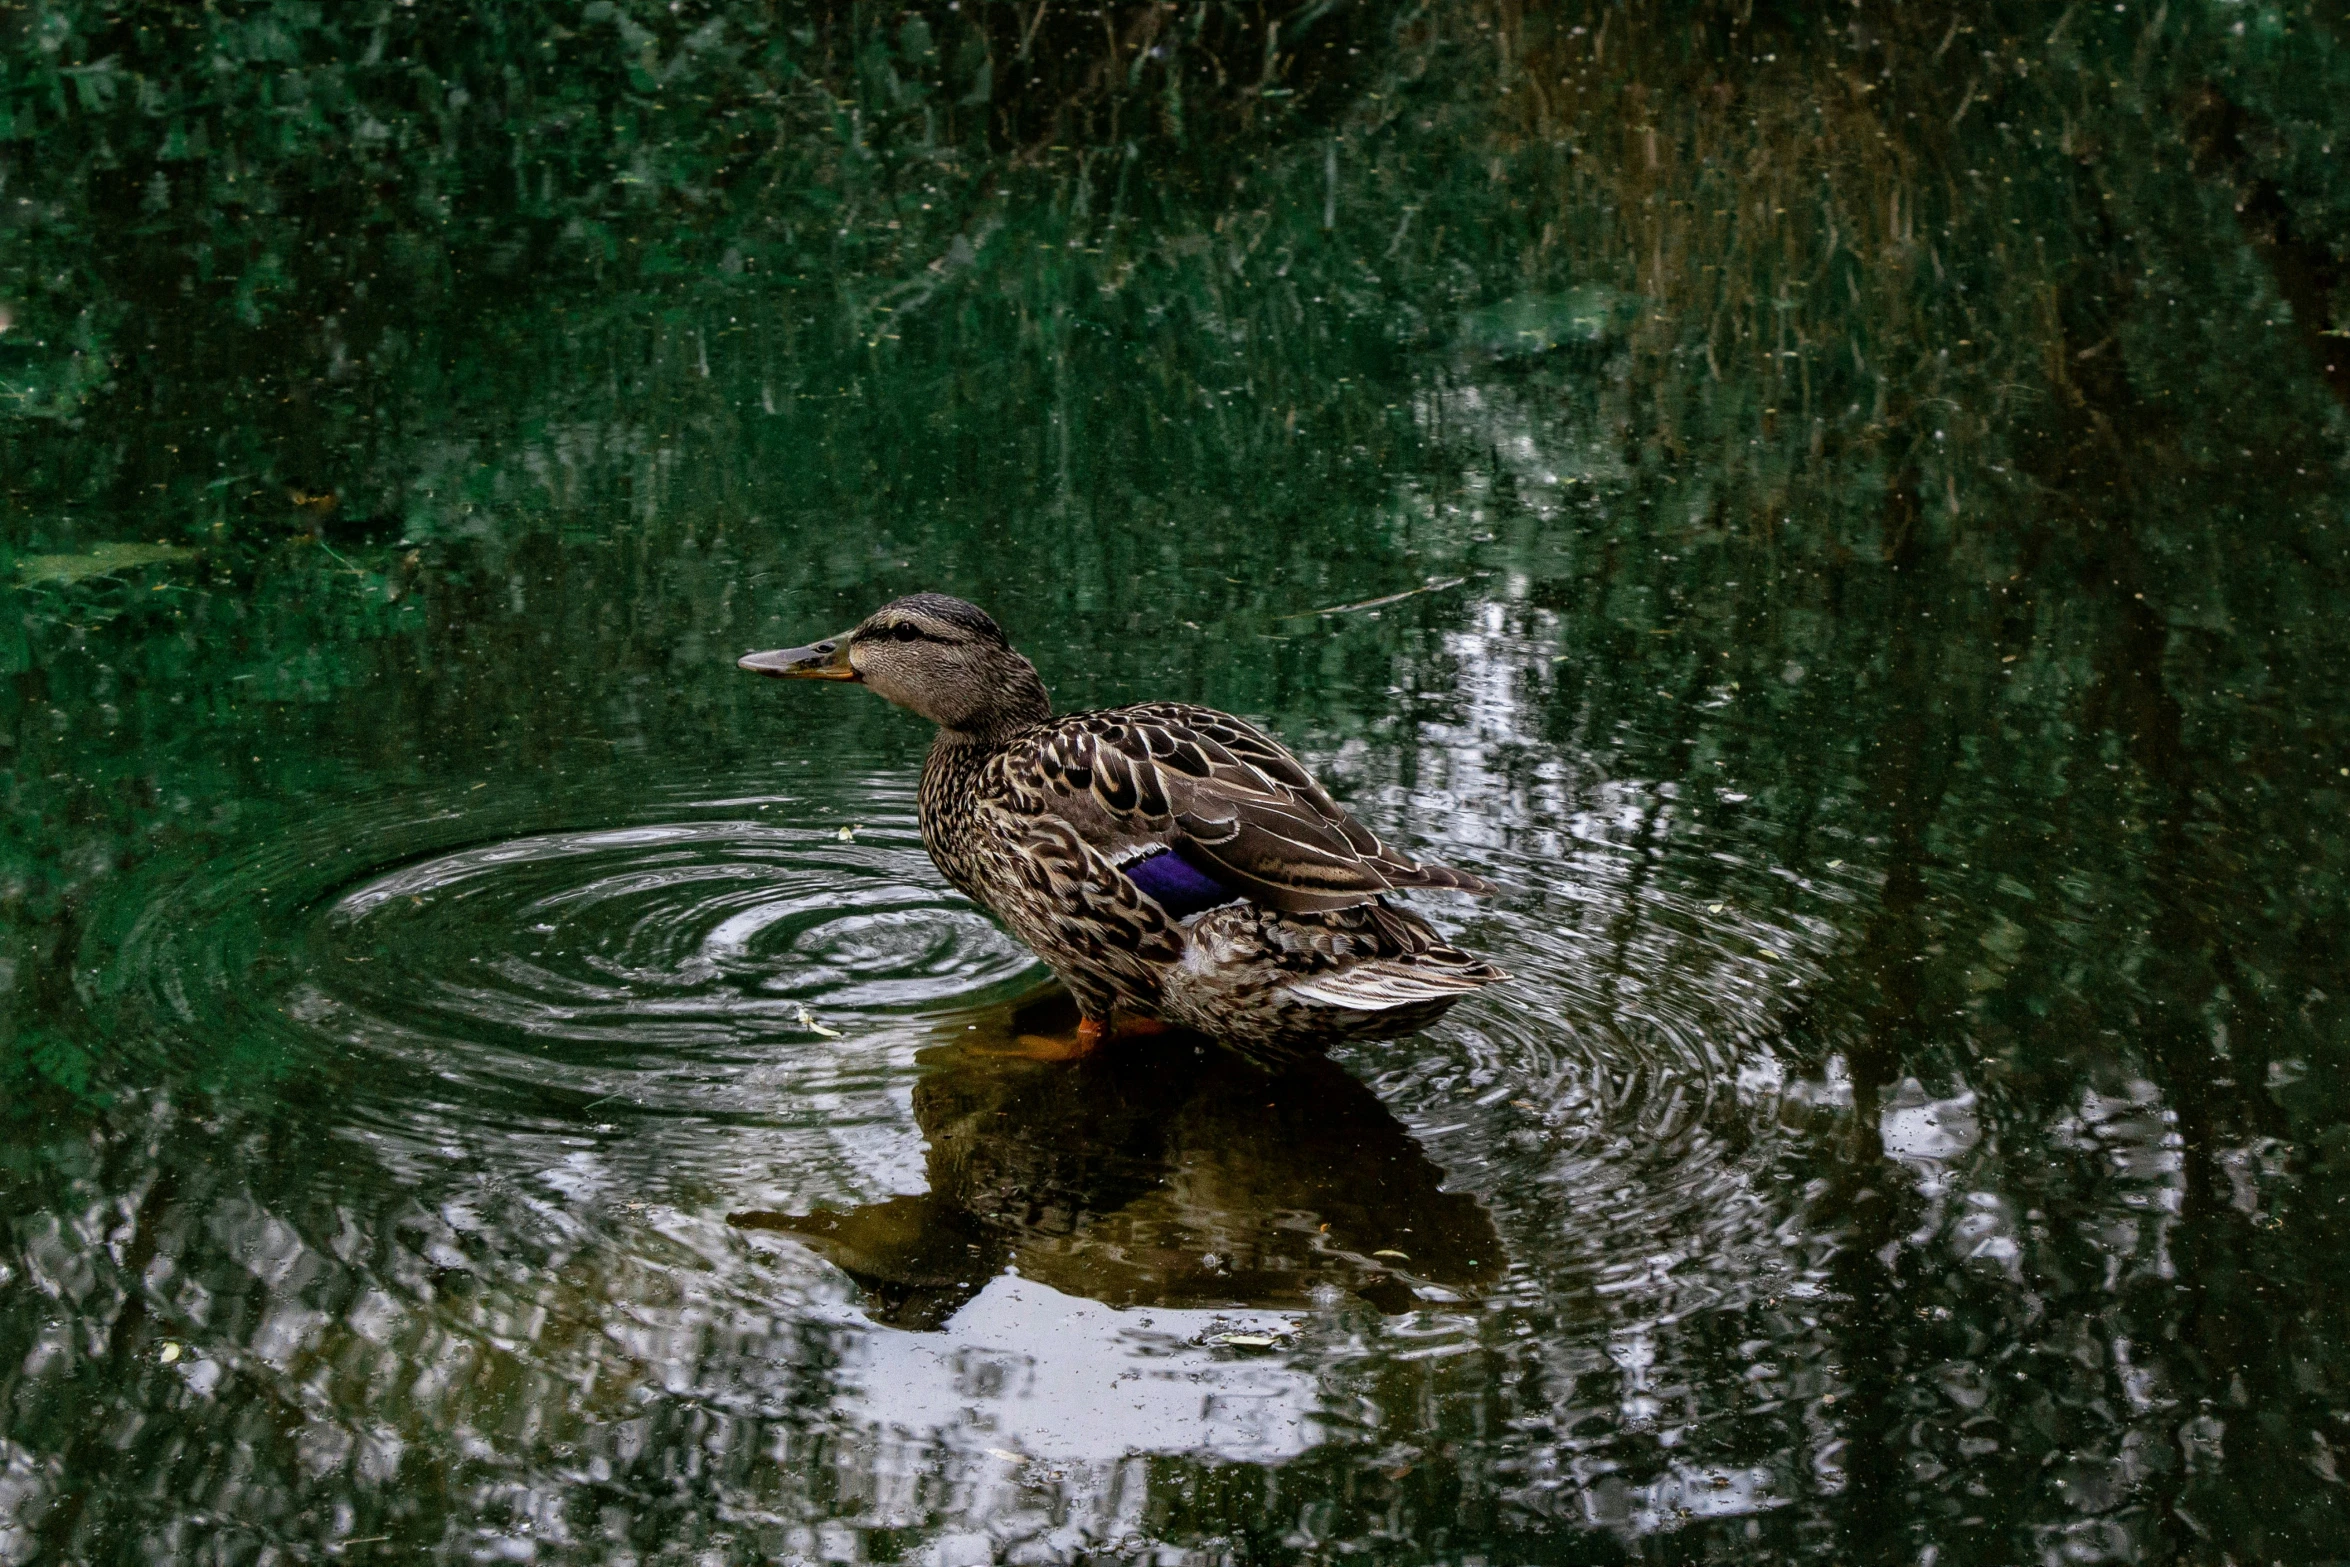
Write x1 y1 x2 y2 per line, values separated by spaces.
1003 703 1495 914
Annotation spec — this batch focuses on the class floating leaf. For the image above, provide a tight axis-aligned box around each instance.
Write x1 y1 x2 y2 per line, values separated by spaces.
17 542 199 584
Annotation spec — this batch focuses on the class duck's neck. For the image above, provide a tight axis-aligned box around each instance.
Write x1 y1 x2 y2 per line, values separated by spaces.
933 663 1052 749
917 674 1049 905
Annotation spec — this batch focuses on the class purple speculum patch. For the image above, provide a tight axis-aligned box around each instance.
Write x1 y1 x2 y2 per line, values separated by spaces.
1120 848 1239 917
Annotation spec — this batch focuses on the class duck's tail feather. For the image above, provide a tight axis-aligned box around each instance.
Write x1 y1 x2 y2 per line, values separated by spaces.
1382 858 1498 898
1282 952 1510 1011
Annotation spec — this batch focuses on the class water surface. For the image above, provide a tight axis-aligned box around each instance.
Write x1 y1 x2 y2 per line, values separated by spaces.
4 2 2349 1562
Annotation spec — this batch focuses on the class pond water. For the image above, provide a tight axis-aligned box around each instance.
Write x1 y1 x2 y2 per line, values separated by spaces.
4 2 2349 1562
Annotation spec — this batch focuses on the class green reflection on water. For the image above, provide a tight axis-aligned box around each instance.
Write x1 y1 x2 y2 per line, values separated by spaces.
3 0 2348 1561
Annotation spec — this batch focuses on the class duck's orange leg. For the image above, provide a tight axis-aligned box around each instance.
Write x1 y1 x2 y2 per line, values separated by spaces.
1007 1012 1172 1061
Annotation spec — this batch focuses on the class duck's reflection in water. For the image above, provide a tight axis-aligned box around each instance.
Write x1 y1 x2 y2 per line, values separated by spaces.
732 997 1505 1329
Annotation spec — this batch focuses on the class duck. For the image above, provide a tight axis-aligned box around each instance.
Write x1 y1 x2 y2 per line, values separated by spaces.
739 593 1506 1058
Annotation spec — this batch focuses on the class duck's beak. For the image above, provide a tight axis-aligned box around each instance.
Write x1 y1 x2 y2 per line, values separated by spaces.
738 634 860 681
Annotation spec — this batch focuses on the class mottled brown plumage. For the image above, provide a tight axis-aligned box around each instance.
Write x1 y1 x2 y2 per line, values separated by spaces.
740 593 1507 1057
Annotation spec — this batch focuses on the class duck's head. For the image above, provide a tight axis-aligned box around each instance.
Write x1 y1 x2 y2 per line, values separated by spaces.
739 593 1052 735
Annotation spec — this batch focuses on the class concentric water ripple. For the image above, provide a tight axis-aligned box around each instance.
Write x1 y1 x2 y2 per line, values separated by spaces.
318 820 1034 1048
106 777 1042 1120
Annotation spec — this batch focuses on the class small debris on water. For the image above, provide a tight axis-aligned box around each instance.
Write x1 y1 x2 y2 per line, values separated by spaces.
159 1342 181 1364
1201 1321 1296 1349
835 824 858 842
795 1006 843 1039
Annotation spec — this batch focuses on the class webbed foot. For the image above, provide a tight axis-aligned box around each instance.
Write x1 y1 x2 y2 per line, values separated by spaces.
1002 1013 1172 1061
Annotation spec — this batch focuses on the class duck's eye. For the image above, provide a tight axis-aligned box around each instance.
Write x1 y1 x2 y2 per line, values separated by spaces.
891 622 926 643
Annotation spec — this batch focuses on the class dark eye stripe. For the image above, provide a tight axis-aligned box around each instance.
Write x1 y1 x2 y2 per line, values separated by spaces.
857 623 946 645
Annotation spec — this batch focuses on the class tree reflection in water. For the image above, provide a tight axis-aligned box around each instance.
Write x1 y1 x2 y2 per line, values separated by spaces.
5 0 2350 1559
